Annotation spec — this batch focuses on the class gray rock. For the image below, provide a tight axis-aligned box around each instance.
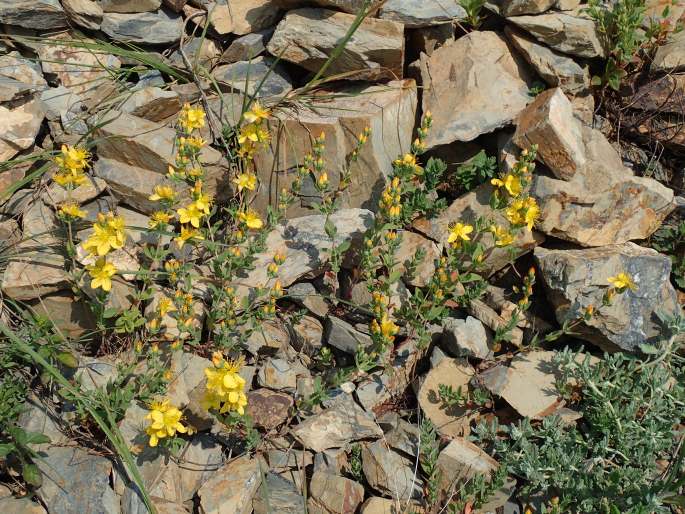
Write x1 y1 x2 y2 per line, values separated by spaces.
168 36 221 70
443 315 493 359
198 455 262 514
62 0 103 29
41 86 84 124
119 86 181 121
253 472 306 514
267 7 404 81
99 0 161 12
213 56 293 98
101 10 183 45
436 437 499 489
652 30 685 72
324 316 373 354
419 31 533 147
378 412 420 457
245 319 290 355
291 396 382 452
205 0 281 36
493 0 556 16
534 244 679 353
0 0 67 29
287 282 329 317
0 497 46 514
508 10 607 58
257 357 310 391
0 53 48 101
308 472 365 514
361 440 423 500
220 29 273 63
378 0 466 27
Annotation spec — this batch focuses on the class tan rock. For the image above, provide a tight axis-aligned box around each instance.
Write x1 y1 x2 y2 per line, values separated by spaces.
393 230 441 287
44 176 107 206
308 472 365 514
436 437 498 489
26 293 96 339
267 8 404 81
514 88 586 180
361 440 423 500
62 0 103 29
0 97 45 162
118 86 181 121
208 0 281 35
419 31 533 147
0 53 48 93
652 29 685 72
497 0 556 15
99 0 161 12
198 455 262 514
1 251 69 301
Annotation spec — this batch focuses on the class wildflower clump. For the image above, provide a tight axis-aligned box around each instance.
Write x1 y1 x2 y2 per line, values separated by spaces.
53 144 90 188
144 400 190 447
202 353 248 416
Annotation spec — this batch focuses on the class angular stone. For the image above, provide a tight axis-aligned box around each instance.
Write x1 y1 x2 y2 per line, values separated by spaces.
0 53 48 100
62 0 103 29
534 244 679 352
41 86 84 125
287 282 329 317
27 293 96 339
45 176 106 206
220 29 273 63
0 97 45 162
247 389 293 429
394 230 441 287
257 357 310 391
213 56 293 98
244 319 290 355
119 86 181 121
436 437 498 489
361 440 423 500
378 412 420 457
493 0 556 16
509 10 606 58
0 0 67 29
442 315 493 360
360 497 424 514
255 80 416 217
100 0 161 12
207 0 281 35
101 10 183 45
289 315 324 355
198 455 262 514
652 30 685 72
0 497 46 514
308 472 365 514
514 88 586 180
419 31 533 147
163 0 188 12
477 350 566 418
267 8 404 81
378 0 465 27
144 288 204 340
324 315 373 354
418 358 475 438
506 27 589 94
408 22 454 56
92 159 170 214
291 396 382 452
1 251 69 301
168 37 221 70
253 472 306 514
413 183 543 275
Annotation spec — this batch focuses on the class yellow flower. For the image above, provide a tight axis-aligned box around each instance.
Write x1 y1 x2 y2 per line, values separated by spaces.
144 400 188 447
178 103 205 132
53 169 87 188
82 213 126 256
243 101 270 123
233 173 257 192
447 222 474 244
149 185 177 202
491 174 522 197
157 297 176 317
317 172 329 188
202 356 248 415
506 197 540 231
174 226 204 249
371 314 399 342
607 272 637 291
238 123 269 145
57 202 87 219
393 153 423 174
177 203 205 228
238 209 263 230
87 257 116 292
54 144 90 173
181 136 206 150
490 225 515 247
148 211 174 229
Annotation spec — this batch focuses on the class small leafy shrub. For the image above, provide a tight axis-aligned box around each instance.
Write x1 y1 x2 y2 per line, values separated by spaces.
449 149 497 193
459 0 488 28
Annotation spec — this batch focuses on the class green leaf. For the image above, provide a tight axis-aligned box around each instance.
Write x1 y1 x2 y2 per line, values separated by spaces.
102 308 120 319
638 343 659 355
324 218 337 239
56 351 78 368
0 443 15 458
22 463 42 487
24 432 51 446
591 75 603 86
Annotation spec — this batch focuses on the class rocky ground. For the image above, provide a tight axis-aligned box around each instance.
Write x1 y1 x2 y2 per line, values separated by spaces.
1 0 685 514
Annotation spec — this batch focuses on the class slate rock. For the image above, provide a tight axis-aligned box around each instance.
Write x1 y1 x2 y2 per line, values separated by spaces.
378 0 466 27
308 472 365 514
213 56 293 98
361 440 423 500
0 0 68 29
198 455 262 514
101 9 183 45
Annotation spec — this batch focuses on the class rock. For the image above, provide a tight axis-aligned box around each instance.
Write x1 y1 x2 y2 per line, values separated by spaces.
378 412 420 457
163 0 188 12
494 0 556 15
534 244 679 352
508 10 606 58
26 293 96 339
288 282 329 317
257 357 310 391
289 315 324 354
477 350 567 418
36 447 119 514
362 440 423 500
360 497 423 514
220 29 273 63
144 288 204 340
0 53 48 101
631 74 685 114
308 472 365 514
442 315 493 360
244 319 290 355
467 298 524 346
62 0 103 29
233 209 374 301
274 0 367 12
513 88 586 180
407 22 454 56
0 0 67 29
198 455 262 514
18 397 68 451
436 437 499 490
101 10 183 45
99 0 161 12
291 396 382 452
378 0 465 26
652 30 685 72
37 33 121 100
417 358 475 438
206 0 281 35
45 176 107 206
168 37 221 70
253 472 306 514
41 86 84 125
0 97 45 162
213 56 293 98
413 183 543 275
0 497 46 514
178 435 224 501
255 80 416 217
267 8 404 81
1 251 69 301
419 31 533 147
505 27 589 94
119 86 181 121
247 389 293 429
324 315 373 354
394 231 441 287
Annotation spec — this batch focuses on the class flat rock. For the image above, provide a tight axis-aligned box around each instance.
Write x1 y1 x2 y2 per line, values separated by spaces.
493 0 556 15
101 10 183 45
378 0 465 27
267 7 404 81
254 80 416 217
289 315 324 354
505 26 589 94
287 282 329 317
291 396 382 452
534 244 680 353
0 97 45 162
207 0 281 35
652 30 685 72
247 389 293 429
198 455 262 514
0 53 48 99
168 36 221 70
99 0 161 12
508 10 606 58
442 315 493 360
361 440 423 500
119 86 181 121
45 176 107 206
1 251 69 301
378 412 420 457
0 497 46 514
394 231 441 287
308 472 365 514
324 315 373 354
419 31 533 147
417 358 475 438
0 0 67 29
253 472 306 514
213 56 293 98
244 319 290 355
220 29 273 63
436 437 499 489
27 292 97 339
62 0 103 29
257 357 310 391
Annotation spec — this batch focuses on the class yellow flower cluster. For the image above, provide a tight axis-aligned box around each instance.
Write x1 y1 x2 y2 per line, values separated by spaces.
237 209 263 230
57 201 87 220
505 197 540 231
53 144 90 188
178 102 206 134
379 176 402 219
447 222 473 247
82 212 126 292
607 272 637 291
393 152 423 175
238 101 270 158
145 399 190 447
369 292 399 348
202 354 248 415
